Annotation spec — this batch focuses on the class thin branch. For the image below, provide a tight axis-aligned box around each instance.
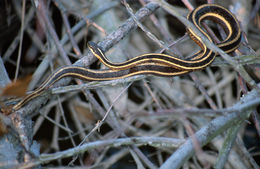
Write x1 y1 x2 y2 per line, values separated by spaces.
214 123 241 169
38 0 71 64
53 0 83 57
159 88 259 169
14 0 26 81
14 136 184 169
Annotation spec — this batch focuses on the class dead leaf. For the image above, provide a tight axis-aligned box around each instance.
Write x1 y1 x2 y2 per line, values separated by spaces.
0 115 8 136
73 102 94 124
1 75 32 97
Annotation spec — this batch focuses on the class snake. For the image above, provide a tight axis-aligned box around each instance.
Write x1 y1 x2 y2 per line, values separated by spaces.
13 4 241 111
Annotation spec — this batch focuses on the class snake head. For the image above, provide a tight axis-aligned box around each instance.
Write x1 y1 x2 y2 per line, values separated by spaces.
87 41 105 58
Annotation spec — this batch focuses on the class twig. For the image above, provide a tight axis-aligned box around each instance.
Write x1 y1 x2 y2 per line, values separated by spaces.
14 0 26 81
12 86 260 168
214 122 241 169
236 136 260 169
252 110 260 137
50 75 144 95
53 0 83 58
14 136 184 168
59 1 119 46
189 72 217 109
160 88 259 169
181 0 194 11
123 0 172 54
139 0 180 52
79 83 132 144
0 57 11 87
38 0 71 64
3 3 37 62
250 0 260 20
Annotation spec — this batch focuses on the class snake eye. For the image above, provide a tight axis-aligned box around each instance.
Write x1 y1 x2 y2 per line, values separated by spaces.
87 41 106 58
87 41 99 51
87 41 97 48
87 41 99 54
88 41 101 51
